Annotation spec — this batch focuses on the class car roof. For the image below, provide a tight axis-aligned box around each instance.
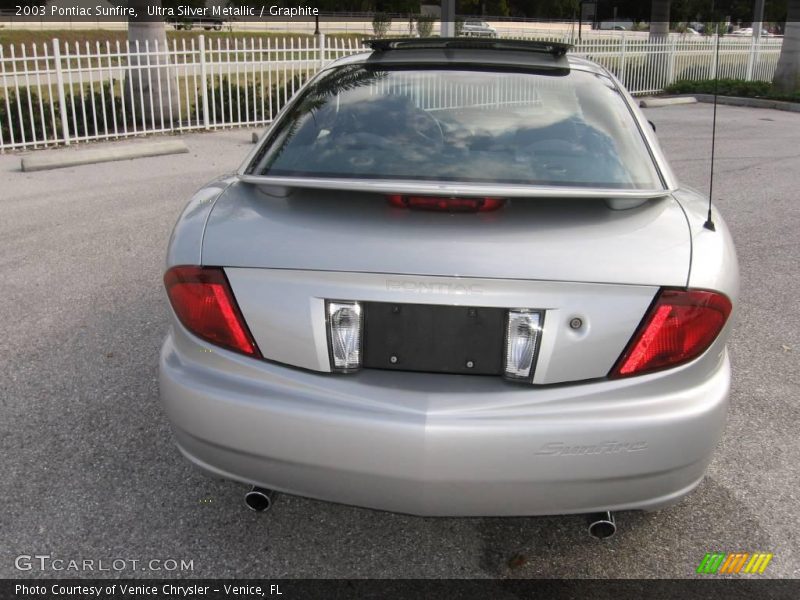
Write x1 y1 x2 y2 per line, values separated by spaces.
325 39 608 77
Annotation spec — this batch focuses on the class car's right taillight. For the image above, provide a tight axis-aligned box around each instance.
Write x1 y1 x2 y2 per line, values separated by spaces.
610 289 732 378
164 266 261 358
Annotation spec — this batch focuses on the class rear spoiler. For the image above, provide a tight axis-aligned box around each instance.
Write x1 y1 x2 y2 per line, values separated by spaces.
364 38 572 58
237 174 671 208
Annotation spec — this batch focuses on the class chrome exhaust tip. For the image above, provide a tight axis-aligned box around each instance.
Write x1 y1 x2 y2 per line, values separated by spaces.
244 486 278 512
587 511 616 539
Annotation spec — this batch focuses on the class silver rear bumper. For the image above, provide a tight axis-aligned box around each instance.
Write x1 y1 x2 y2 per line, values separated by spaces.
159 324 729 517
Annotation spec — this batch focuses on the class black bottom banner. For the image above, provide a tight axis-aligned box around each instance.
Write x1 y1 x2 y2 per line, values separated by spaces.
2 579 799 600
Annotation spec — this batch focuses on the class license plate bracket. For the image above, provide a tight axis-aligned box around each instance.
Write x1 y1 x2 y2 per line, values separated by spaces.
362 302 505 375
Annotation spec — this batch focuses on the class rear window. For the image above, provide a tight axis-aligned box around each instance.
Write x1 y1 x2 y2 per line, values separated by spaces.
247 65 662 190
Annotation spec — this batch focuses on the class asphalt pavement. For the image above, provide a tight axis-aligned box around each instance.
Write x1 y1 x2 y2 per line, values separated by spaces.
1 103 798 578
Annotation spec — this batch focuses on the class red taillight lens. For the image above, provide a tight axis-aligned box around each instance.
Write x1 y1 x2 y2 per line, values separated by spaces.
610 289 732 378
164 266 261 357
387 194 505 212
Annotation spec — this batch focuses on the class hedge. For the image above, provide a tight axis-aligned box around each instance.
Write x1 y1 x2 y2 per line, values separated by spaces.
665 78 800 103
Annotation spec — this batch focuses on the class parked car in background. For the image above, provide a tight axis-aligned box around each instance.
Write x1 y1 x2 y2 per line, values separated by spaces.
730 27 771 37
169 16 224 31
460 19 497 37
688 21 706 33
160 38 738 537
598 20 633 31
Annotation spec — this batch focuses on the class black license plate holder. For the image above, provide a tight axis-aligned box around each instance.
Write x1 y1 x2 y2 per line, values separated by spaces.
363 302 505 375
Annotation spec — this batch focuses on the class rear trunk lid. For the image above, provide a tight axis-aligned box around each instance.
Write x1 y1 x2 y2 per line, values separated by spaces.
201 182 690 385
201 183 689 286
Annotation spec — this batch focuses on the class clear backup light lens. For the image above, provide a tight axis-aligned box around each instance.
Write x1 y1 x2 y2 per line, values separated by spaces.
327 301 363 371
505 310 543 380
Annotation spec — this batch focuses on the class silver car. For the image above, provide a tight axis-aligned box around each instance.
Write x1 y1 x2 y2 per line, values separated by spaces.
160 39 738 535
460 19 497 37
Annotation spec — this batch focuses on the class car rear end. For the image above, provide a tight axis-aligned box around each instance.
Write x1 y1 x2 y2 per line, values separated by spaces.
159 40 738 517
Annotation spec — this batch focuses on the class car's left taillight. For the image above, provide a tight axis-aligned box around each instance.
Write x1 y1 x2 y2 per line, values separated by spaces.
164 266 261 358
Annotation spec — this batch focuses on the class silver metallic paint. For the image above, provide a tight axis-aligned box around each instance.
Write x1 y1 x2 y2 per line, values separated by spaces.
165 176 234 267
200 187 692 287
160 320 730 516
159 50 739 516
238 175 670 200
224 268 658 383
673 187 740 298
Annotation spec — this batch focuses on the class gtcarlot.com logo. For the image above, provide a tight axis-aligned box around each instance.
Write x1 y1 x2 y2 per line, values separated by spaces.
15 554 194 572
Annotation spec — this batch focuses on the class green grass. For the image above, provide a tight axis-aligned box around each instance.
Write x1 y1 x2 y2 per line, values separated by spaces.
665 78 800 102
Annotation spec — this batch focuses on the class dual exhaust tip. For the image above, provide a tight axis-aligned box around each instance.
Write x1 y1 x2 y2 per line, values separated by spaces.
244 486 278 512
244 486 617 539
587 511 617 539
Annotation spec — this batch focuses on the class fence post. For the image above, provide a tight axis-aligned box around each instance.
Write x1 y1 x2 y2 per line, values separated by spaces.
619 32 627 87
745 37 756 81
198 34 210 130
52 38 70 146
667 37 676 87
709 32 719 80
317 31 326 70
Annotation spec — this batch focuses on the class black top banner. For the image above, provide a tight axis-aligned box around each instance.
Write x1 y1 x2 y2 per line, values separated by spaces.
0 1 795 24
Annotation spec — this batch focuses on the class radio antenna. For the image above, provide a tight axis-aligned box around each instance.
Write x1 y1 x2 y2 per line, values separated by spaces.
704 9 721 231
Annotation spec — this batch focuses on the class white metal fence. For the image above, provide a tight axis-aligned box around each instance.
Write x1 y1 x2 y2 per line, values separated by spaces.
0 33 783 152
567 35 783 95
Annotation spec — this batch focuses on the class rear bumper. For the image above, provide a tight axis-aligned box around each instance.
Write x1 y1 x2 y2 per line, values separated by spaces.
159 324 730 517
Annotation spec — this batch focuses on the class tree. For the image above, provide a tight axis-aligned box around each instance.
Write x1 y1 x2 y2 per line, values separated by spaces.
416 14 437 36
650 0 671 40
372 13 392 37
773 0 800 93
648 0 671 88
459 0 510 17
127 0 180 125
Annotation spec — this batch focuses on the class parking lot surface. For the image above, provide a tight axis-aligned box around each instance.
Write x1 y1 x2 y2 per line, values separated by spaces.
1 103 798 578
